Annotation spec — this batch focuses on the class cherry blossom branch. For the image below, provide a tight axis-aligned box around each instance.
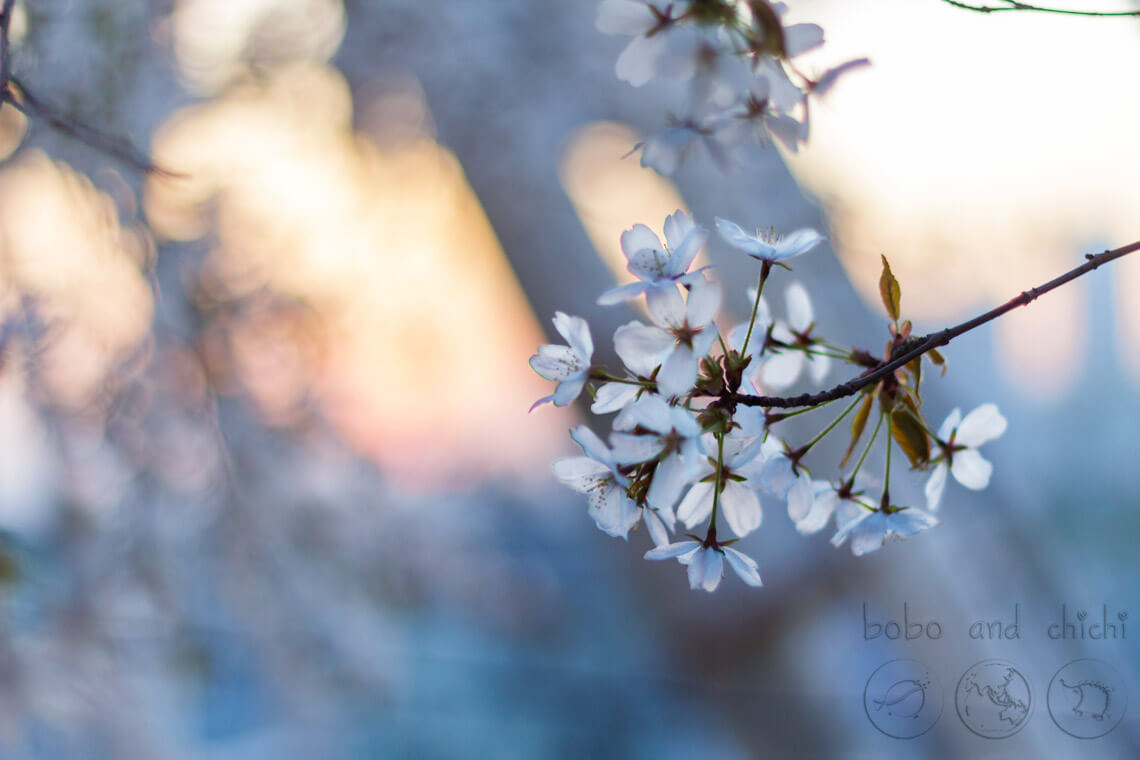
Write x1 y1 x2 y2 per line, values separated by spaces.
728 238 1140 409
940 0 1140 15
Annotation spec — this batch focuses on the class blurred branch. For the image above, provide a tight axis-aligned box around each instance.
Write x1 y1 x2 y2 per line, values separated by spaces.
0 2 179 175
726 239 1140 409
5 78 178 175
941 0 1140 15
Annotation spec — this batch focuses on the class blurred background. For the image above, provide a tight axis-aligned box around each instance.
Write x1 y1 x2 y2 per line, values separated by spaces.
0 0 1138 757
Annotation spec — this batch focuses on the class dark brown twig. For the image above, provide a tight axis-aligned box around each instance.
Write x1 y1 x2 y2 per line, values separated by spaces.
727 239 1140 409
941 0 1140 15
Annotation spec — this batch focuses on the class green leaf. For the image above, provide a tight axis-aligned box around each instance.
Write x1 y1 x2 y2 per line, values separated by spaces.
840 392 873 468
928 347 948 376
891 408 930 468
907 355 922 401
879 255 902 322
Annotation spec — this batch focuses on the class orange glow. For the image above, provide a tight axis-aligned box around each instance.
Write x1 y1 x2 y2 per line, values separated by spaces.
0 153 153 408
146 63 571 486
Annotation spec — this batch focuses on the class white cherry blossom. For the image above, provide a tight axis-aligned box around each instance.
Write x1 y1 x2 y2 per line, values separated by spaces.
609 394 704 520
529 312 593 410
925 404 1008 510
793 474 877 535
645 540 762 591
638 113 733 175
755 282 829 391
597 0 688 87
676 434 765 537
830 506 939 557
598 210 708 305
715 218 824 263
553 426 640 539
613 275 722 398
723 75 807 153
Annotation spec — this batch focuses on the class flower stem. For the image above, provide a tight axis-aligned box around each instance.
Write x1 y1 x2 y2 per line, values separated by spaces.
881 414 894 509
850 409 885 481
706 431 726 538
768 397 836 422
802 393 863 453
741 260 772 356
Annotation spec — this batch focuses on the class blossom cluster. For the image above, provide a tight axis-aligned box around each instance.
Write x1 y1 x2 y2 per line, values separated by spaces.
597 0 869 174
530 210 1006 591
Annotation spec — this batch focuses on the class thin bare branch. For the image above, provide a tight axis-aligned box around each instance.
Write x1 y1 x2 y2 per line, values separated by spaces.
941 0 1140 16
727 239 1140 409
6 77 182 177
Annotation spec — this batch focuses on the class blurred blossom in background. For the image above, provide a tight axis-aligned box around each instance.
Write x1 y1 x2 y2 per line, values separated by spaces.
0 1 1137 758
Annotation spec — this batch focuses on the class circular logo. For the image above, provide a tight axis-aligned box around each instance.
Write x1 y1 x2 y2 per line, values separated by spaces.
1048 659 1128 739
955 659 1032 738
864 659 943 738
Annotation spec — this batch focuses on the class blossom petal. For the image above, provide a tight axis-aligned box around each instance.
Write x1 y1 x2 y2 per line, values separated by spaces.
597 281 651 306
794 485 836 534
783 23 824 57
627 394 674 434
754 447 796 498
658 345 698 398
723 547 762 587
552 312 593 361
812 57 871 96
785 282 813 331
610 432 666 465
569 425 612 464
552 457 611 492
807 352 830 384
687 547 723 592
760 349 802 390
615 33 667 87
887 508 939 537
591 382 640 415
638 125 692 175
685 276 722 327
645 540 700 561
614 322 673 373
715 217 774 258
937 408 962 441
955 404 1007 448
662 209 694 251
951 449 993 490
646 284 687 328
924 462 949 511
677 481 715 528
621 223 663 259
849 513 889 556
529 344 584 381
591 485 640 539
551 376 587 406
767 113 807 153
644 507 671 547
666 222 706 278
646 453 692 516
786 470 815 522
721 481 763 537
528 394 554 412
